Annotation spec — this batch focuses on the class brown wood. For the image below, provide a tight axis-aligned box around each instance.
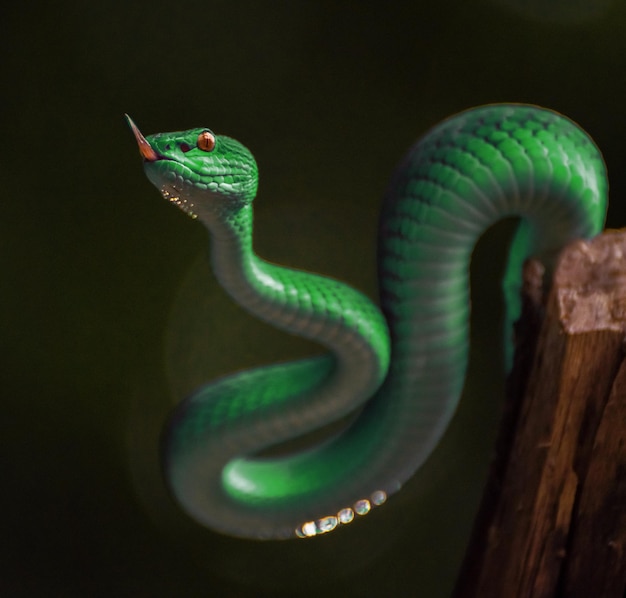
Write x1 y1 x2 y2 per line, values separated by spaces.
453 230 626 598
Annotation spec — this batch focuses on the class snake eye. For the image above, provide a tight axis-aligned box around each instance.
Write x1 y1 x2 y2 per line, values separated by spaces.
197 131 216 152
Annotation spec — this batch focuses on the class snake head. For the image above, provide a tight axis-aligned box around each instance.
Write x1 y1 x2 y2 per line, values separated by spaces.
126 115 258 220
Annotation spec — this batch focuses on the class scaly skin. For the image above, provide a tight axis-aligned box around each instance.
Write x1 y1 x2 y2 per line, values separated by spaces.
127 104 608 540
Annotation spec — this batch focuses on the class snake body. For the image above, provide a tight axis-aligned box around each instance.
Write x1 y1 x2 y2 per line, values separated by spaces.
128 104 607 540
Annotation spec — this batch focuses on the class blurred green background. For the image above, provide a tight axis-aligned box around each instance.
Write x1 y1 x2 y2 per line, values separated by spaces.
3 1 626 596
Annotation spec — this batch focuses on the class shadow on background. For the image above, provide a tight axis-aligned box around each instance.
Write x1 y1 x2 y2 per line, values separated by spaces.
3 1 626 596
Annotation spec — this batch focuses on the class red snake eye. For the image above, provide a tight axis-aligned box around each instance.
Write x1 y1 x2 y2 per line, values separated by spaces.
197 131 216 152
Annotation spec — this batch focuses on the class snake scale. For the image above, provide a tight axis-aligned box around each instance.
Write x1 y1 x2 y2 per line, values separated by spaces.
128 104 608 540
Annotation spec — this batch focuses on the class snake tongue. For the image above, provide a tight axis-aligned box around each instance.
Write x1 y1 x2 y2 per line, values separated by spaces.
125 114 160 162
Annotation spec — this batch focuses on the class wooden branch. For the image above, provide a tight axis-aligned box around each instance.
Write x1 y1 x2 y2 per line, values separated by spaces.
453 230 626 598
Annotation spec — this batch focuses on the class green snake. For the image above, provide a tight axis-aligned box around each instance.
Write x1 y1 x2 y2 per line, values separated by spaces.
127 104 607 540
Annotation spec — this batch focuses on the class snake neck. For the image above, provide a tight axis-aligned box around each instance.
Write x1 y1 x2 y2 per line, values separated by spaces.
200 203 257 298
199 203 391 407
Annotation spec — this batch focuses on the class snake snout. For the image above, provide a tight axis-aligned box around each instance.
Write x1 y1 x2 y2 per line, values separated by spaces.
126 114 160 162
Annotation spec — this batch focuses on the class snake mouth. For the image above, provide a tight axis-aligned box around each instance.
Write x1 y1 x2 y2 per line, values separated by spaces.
126 114 161 162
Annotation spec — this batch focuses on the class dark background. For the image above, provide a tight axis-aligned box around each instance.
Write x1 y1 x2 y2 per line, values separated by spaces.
3 1 625 597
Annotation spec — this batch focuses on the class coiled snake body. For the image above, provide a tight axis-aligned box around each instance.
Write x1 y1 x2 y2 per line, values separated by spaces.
128 104 607 540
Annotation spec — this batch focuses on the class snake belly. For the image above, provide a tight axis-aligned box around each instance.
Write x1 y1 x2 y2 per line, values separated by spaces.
128 104 608 540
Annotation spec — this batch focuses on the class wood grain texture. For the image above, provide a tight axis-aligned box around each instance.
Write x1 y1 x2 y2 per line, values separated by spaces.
454 230 626 598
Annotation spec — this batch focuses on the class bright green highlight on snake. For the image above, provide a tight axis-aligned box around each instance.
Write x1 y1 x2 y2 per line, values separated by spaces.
127 104 608 540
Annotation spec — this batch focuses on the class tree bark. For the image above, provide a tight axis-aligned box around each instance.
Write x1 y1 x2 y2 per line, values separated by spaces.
453 230 626 598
